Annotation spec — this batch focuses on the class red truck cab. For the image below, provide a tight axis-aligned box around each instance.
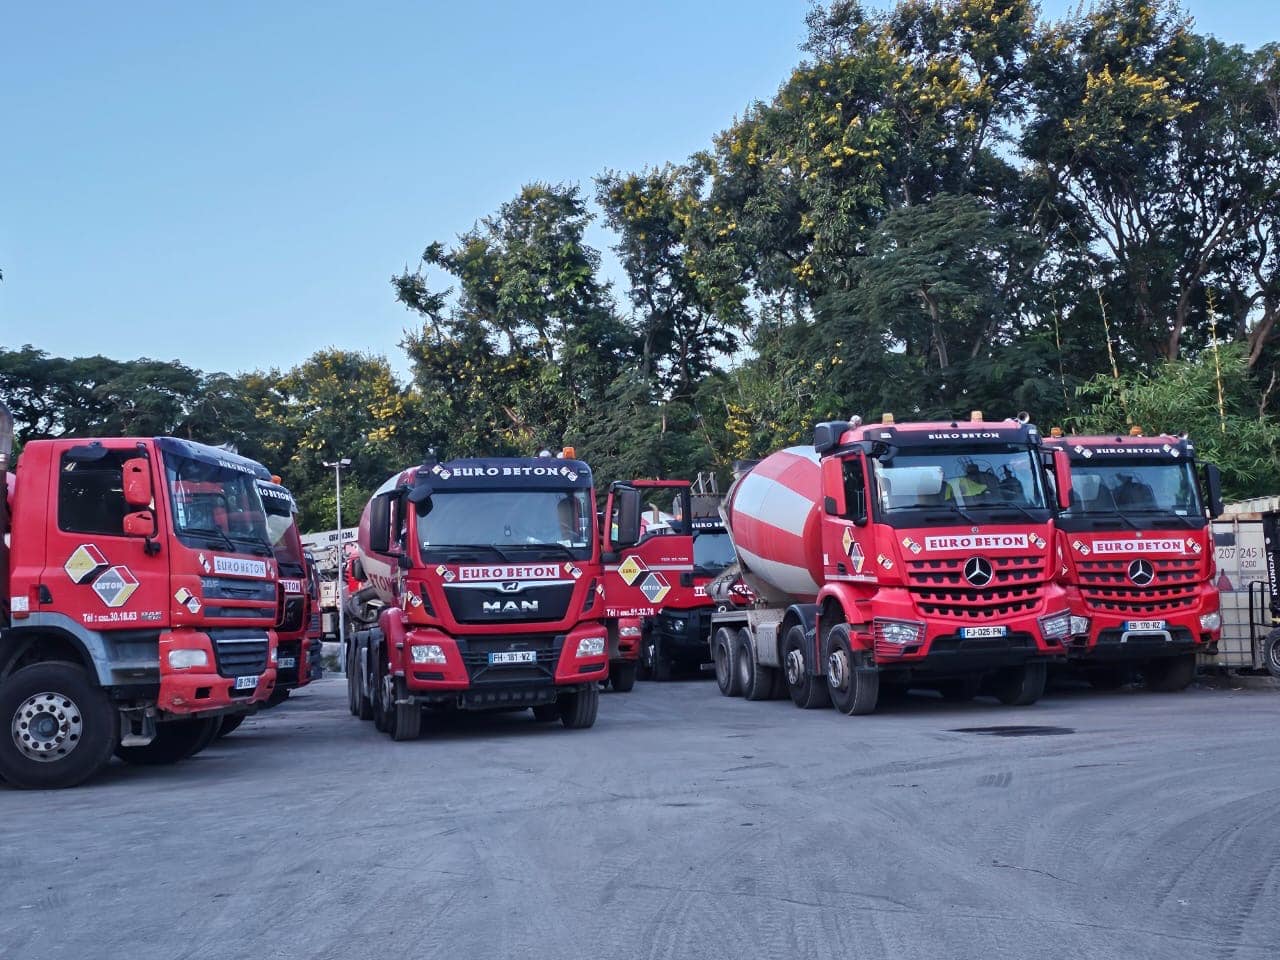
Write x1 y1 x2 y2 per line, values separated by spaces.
1045 431 1223 690
258 479 314 700
348 454 618 739
0 423 279 788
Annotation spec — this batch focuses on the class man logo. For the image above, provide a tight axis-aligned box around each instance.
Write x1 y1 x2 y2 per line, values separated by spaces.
499 581 522 593
483 600 539 614
1128 559 1155 586
964 556 994 587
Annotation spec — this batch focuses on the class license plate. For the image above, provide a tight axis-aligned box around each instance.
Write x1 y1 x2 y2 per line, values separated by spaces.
277 657 297 669
235 675 258 691
961 626 1008 639
1125 620 1167 632
489 650 537 664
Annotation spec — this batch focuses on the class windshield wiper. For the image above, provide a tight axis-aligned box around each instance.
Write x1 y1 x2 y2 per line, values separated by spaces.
503 542 578 560
182 525 238 554
228 532 274 557
987 502 1042 523
925 503 979 526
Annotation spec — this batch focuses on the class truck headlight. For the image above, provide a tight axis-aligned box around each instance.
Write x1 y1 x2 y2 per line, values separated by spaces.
168 649 209 670
873 618 924 645
1038 610 1072 641
1070 615 1090 636
670 617 686 633
576 636 605 658
270 646 278 665
1199 611 1221 631
411 644 448 665
619 624 642 638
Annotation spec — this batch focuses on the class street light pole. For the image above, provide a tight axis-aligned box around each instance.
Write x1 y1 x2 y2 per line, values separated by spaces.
323 457 352 670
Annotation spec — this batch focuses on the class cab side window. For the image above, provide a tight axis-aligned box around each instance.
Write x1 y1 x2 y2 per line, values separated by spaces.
58 451 131 536
843 459 867 523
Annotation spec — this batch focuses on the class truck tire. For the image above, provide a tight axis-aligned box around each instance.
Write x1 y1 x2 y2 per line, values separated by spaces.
826 624 879 715
374 673 394 734
531 703 559 721
216 714 246 738
992 661 1047 706
611 661 638 693
392 693 422 742
1145 653 1197 692
0 662 118 790
738 629 776 701
346 638 361 715
938 675 983 702
783 624 830 709
713 627 742 697
1262 629 1280 680
356 646 374 722
184 716 222 758
115 717 218 766
559 684 599 729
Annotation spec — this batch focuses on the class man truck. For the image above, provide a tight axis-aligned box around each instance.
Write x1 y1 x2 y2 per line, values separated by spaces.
710 413 1070 715
346 451 658 739
0 401 279 788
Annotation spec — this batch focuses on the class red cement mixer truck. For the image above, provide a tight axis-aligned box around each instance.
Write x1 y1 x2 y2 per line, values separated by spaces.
710 413 1071 714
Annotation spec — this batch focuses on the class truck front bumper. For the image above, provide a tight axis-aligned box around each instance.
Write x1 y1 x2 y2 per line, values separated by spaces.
157 630 277 716
649 608 713 661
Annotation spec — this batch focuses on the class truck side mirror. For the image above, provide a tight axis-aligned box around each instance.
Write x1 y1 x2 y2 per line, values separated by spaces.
122 457 153 507
368 495 392 554
615 487 642 548
1053 449 1072 512
821 457 847 515
1203 463 1224 518
123 510 156 538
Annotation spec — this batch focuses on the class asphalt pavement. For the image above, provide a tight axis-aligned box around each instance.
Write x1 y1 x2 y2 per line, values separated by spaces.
2 675 1278 960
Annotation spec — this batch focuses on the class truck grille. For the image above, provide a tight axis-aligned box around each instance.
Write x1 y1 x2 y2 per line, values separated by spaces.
910 585 1041 621
1076 558 1200 614
906 555 1045 587
457 633 562 685
211 635 270 678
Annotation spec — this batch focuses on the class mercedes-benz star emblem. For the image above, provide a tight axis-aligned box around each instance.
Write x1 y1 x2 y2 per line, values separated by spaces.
964 557 993 587
1127 559 1155 586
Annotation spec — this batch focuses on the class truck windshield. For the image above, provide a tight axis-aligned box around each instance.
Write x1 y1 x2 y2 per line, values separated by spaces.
1063 460 1203 518
164 454 272 555
693 532 735 574
265 513 306 571
872 444 1047 517
417 489 593 560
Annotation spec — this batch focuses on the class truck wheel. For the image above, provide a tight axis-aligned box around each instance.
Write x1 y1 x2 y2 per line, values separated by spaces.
783 624 831 709
1145 653 1197 692
611 661 638 693
184 717 222 758
636 641 653 681
1262 630 1280 680
992 661 1048 706
653 653 673 682
938 675 982 702
826 624 879 715
559 684 599 729
374 674 394 733
346 639 360 715
356 648 374 722
739 629 776 701
115 717 218 765
392 695 422 742
216 714 246 739
0 662 118 790
713 627 742 697
531 703 559 722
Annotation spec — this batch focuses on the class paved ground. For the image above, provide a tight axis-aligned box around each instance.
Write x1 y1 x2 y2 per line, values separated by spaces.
3 675 1278 960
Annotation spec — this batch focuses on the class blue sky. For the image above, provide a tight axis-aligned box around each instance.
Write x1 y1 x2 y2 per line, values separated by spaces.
2 1 1276 378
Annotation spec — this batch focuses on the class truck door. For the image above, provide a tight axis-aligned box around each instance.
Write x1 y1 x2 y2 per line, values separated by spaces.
601 480 694 618
45 441 171 631
820 454 873 583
